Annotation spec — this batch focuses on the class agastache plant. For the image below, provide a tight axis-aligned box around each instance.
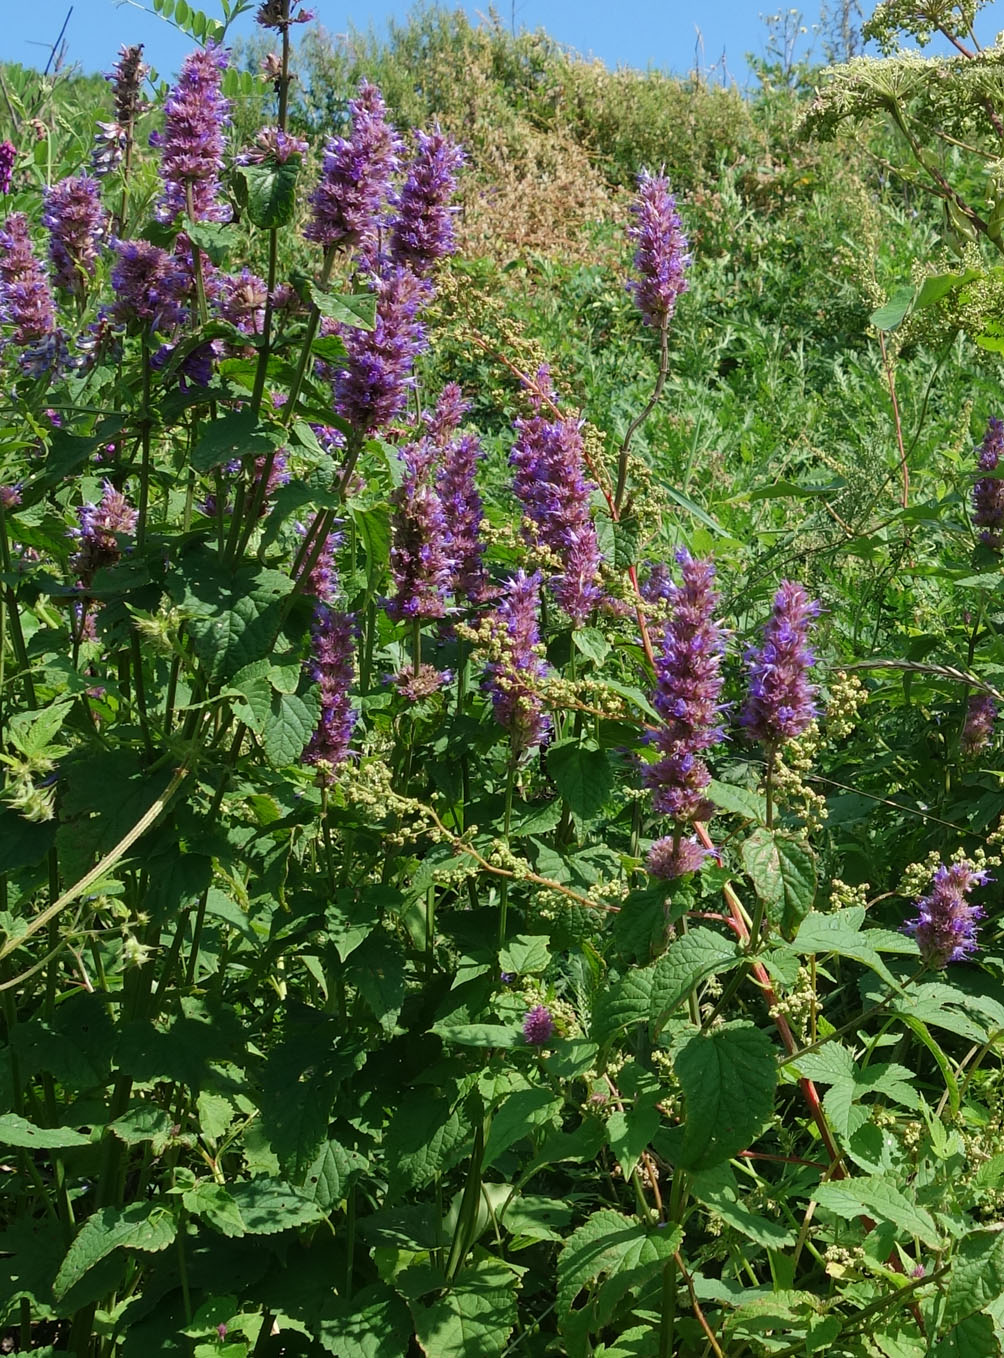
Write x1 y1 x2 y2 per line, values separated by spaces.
627 170 691 329
153 43 232 224
434 385 487 603
972 416 1004 550
484 569 551 758
0 141 15 195
387 418 452 624
390 128 466 275
510 368 603 625
741 580 820 751
43 175 106 298
906 860 989 968
304 79 402 254
302 534 356 780
962 692 997 754
0 213 62 374
643 550 727 862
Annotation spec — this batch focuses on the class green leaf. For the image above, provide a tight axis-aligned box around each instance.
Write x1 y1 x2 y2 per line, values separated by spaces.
414 1259 518 1358
182 1182 246 1238
690 1165 796 1249
791 907 918 989
547 741 614 821
184 220 236 265
707 779 767 822
0 1113 91 1149
433 1022 522 1048
942 1230 1004 1327
741 829 816 934
307 285 377 329
668 1021 777 1170
649 927 743 1033
557 1209 682 1339
499 934 551 975
813 1176 940 1247
238 158 301 230
350 502 391 598
870 284 915 331
605 1103 660 1180
303 1139 368 1209
191 409 284 472
384 1099 469 1197
178 556 292 686
592 966 655 1041
572 627 611 666
316 1282 413 1357
261 689 321 767
226 1179 326 1234
931 1313 998 1356
484 1087 563 1167
109 1104 174 1150
53 1203 177 1300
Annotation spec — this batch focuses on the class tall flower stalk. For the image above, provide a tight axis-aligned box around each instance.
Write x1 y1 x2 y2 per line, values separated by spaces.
510 368 602 626
644 550 727 879
972 416 1004 550
153 43 232 225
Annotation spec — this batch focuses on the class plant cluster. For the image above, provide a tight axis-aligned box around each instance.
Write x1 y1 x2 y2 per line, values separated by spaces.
3 2 1004 1356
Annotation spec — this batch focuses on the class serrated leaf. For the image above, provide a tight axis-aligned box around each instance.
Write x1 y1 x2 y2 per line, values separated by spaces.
741 829 816 935
414 1259 518 1358
942 1230 1004 1327
226 1179 325 1234
304 1139 368 1209
350 502 391 597
484 1087 562 1167
792 908 918 989
707 779 767 822
261 689 321 767
572 627 611 666
930 1313 998 1357
547 741 614 821
433 1022 522 1048
0 1113 91 1149
54 1203 177 1300
498 934 551 975
690 1166 796 1248
649 927 743 1034
239 158 301 229
182 1181 246 1238
385 1099 469 1197
316 1282 413 1357
557 1209 682 1337
191 410 284 472
606 1103 660 1180
813 1176 940 1247
669 1021 777 1170
109 1104 174 1150
591 965 655 1041
307 285 377 330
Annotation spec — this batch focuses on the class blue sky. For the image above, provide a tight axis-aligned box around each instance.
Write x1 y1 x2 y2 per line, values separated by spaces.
5 0 1003 83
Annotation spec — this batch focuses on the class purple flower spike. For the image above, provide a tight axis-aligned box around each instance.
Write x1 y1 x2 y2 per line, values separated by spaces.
905 860 989 968
387 428 452 624
154 43 232 225
644 551 727 823
0 484 22 510
111 239 189 331
740 581 819 749
963 692 997 755
973 417 1004 550
390 128 465 275
510 368 603 625
0 214 57 347
71 480 138 583
304 79 402 254
627 171 691 329
43 175 106 296
303 605 357 780
302 533 356 781
484 569 551 757
523 1004 556 1046
433 384 487 603
334 266 428 434
647 835 711 879
0 141 15 195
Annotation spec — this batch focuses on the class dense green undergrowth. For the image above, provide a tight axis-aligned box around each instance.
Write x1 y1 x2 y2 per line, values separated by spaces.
4 1 1004 1355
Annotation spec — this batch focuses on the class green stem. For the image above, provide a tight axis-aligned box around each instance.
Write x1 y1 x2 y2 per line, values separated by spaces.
445 1118 488 1282
498 753 517 947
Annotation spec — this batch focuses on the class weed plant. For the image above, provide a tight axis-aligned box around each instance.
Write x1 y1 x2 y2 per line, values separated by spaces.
3 2 1004 1355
